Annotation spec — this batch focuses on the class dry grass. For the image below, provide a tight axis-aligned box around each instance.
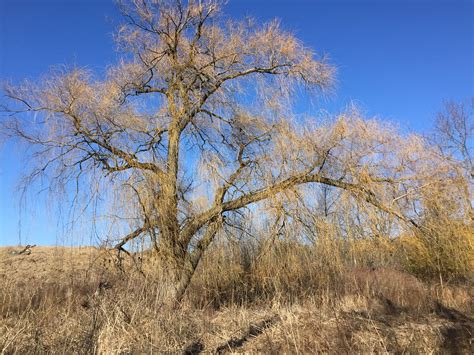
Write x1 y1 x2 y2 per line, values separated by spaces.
1 244 473 354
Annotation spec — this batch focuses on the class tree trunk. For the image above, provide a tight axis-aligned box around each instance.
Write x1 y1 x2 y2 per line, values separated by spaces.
160 218 222 307
158 256 197 308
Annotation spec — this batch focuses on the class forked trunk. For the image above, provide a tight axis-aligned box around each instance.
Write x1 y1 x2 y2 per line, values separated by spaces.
159 257 197 307
159 219 222 307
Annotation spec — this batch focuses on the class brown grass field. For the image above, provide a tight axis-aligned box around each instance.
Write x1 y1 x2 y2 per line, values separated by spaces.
1 245 473 354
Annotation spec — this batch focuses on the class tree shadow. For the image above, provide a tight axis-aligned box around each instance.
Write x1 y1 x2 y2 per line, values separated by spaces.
215 316 279 354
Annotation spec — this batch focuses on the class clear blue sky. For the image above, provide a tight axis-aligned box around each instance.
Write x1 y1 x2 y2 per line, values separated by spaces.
0 0 473 246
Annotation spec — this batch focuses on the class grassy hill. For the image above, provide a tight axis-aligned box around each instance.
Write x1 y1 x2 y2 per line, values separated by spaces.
1 246 473 353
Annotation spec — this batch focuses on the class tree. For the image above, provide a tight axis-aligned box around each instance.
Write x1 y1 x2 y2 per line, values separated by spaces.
428 99 473 223
404 98 474 283
433 99 473 178
0 0 457 303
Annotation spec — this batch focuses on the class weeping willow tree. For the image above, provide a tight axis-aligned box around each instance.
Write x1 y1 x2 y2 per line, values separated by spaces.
1 0 467 304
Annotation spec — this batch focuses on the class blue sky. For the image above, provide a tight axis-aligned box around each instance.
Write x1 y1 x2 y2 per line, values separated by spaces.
0 0 473 246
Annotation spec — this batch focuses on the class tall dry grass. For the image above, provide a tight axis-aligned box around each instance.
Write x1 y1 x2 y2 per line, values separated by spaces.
1 229 472 353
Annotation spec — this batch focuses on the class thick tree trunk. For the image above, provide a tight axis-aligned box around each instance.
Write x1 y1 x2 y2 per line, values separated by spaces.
157 250 199 307
176 218 222 304
159 218 222 307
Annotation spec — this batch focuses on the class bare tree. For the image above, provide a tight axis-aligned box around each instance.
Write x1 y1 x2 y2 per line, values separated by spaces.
433 99 473 178
1 0 459 303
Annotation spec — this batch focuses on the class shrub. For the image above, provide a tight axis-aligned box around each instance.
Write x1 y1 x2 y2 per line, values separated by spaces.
398 220 473 282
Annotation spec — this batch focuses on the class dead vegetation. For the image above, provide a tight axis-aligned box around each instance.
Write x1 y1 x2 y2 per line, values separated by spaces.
1 241 472 354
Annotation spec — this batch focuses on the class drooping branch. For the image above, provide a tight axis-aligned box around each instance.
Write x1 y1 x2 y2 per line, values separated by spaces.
180 171 418 246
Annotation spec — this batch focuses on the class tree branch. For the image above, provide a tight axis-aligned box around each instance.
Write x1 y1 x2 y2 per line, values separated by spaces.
180 172 419 244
